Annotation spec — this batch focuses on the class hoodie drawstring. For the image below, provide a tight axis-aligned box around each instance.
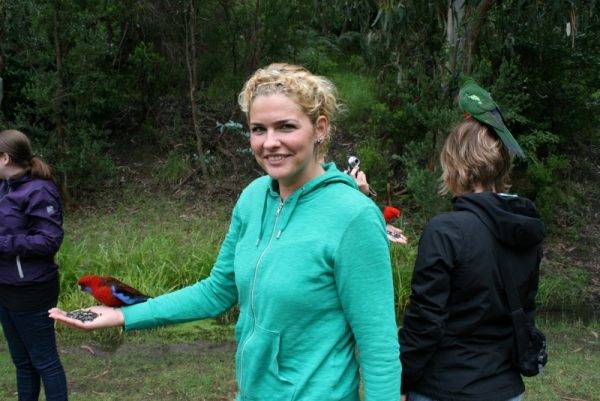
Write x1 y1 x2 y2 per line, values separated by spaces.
255 163 355 244
256 190 271 246
276 188 303 239
256 186 305 244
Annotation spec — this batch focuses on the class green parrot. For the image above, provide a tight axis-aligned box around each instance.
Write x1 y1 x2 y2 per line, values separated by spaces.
458 78 525 159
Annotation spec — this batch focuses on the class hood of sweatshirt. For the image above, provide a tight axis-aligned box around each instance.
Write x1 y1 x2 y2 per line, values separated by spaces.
453 191 546 250
256 162 358 244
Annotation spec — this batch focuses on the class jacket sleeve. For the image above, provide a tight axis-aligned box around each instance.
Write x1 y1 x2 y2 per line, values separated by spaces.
398 216 460 394
0 186 63 257
334 204 401 401
122 205 241 330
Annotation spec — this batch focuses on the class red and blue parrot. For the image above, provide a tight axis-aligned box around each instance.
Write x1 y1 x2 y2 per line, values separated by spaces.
382 206 401 224
77 275 150 307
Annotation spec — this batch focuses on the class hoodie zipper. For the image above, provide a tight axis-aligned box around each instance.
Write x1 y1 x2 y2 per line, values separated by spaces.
16 255 24 279
239 199 284 396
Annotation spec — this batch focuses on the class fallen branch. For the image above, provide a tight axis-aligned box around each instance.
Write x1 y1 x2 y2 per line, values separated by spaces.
80 344 95 356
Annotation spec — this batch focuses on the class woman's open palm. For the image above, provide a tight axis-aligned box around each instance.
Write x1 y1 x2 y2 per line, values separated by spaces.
48 306 124 331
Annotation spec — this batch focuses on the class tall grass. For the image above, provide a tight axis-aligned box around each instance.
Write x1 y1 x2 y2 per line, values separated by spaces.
57 197 230 311
56 197 588 322
390 221 418 320
331 71 378 128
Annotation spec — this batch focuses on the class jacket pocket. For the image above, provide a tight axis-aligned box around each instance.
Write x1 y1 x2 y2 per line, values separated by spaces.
16 255 24 279
239 324 296 401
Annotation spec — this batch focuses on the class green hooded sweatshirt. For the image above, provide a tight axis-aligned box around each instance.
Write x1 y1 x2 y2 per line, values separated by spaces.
122 163 400 401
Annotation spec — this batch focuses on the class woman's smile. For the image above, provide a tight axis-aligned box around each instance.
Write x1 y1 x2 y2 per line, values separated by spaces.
263 153 291 164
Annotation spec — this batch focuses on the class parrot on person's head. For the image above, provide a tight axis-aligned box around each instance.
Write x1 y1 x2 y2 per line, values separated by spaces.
77 275 150 307
458 77 526 159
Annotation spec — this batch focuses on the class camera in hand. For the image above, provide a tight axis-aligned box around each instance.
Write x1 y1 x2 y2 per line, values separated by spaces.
345 156 360 174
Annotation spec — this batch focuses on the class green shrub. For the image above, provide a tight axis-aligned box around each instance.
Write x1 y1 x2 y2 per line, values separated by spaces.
52 124 116 195
297 44 338 75
398 141 451 223
355 137 391 194
515 130 588 235
331 71 378 134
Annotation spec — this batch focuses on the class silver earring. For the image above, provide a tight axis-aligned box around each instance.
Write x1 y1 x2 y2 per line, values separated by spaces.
315 138 323 144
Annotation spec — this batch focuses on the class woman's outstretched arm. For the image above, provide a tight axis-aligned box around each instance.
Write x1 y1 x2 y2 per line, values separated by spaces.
50 205 242 332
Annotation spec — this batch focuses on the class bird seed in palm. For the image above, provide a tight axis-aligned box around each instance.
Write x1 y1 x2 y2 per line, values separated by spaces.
66 310 99 322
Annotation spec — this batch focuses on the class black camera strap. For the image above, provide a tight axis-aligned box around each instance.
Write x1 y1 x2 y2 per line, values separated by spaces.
466 208 523 313
468 209 546 376
495 249 524 314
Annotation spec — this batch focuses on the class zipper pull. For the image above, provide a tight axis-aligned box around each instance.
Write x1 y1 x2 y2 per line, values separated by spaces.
276 200 284 216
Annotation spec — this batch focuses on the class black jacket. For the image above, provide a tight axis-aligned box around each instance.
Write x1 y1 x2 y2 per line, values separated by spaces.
399 192 545 401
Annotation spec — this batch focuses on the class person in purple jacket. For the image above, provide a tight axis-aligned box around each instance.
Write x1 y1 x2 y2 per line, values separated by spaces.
0 129 68 401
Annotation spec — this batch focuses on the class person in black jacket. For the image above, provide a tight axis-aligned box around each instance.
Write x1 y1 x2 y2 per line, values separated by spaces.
399 119 545 401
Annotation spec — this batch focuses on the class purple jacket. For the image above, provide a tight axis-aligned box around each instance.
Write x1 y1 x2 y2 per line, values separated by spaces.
0 175 63 285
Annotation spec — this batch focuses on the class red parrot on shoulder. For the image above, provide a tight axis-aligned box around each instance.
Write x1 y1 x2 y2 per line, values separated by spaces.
77 275 150 307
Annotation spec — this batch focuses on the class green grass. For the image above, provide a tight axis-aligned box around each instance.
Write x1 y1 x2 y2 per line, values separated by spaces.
331 71 378 126
390 220 418 318
0 320 237 401
52 195 594 320
523 317 600 401
0 318 597 400
0 197 598 400
537 266 591 312
56 196 230 313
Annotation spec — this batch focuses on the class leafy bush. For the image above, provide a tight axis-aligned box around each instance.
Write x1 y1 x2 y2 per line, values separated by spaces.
398 141 451 223
515 130 588 235
355 137 391 194
38 123 116 196
331 71 378 136
297 38 340 75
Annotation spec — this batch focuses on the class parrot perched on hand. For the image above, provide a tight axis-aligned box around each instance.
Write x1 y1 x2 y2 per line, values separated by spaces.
77 275 150 307
383 206 401 224
458 78 525 159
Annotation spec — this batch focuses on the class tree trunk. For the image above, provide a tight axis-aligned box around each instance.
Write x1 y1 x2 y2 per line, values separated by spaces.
185 0 211 190
217 0 238 76
462 0 496 75
446 0 465 78
249 0 261 70
428 129 440 172
52 2 71 203
444 0 495 94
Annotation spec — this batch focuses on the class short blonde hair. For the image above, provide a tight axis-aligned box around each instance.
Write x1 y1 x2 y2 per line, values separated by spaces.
439 119 511 196
238 63 342 157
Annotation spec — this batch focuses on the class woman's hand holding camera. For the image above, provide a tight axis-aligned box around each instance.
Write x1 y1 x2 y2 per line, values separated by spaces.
350 165 371 196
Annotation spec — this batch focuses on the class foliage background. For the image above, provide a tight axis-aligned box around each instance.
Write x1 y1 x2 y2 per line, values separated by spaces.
0 0 598 312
